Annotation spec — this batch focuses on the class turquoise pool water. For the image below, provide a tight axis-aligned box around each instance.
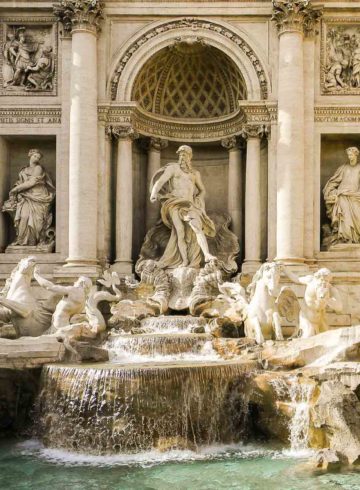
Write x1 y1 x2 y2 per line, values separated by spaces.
0 439 359 490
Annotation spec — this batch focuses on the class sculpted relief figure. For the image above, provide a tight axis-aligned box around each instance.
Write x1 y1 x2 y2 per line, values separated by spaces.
2 149 56 251
2 26 55 91
323 147 360 246
285 267 342 338
149 145 216 268
0 256 54 337
324 27 360 92
34 269 121 359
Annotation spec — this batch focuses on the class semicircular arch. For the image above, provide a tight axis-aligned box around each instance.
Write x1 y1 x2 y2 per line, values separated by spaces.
108 17 271 102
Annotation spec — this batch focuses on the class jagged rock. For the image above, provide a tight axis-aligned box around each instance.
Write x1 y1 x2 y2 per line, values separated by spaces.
311 449 342 471
311 380 360 465
261 325 360 369
191 325 205 334
71 342 109 363
210 318 244 338
108 317 142 333
212 338 257 359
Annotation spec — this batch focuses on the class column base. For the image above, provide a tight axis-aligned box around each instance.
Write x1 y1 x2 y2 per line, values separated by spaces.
111 260 133 276
54 259 102 282
242 260 262 274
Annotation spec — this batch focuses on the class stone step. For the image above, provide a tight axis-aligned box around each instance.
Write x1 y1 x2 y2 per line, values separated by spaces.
0 336 64 369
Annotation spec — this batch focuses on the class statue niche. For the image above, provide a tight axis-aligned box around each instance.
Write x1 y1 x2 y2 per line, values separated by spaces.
323 146 360 249
109 144 239 322
1 148 56 253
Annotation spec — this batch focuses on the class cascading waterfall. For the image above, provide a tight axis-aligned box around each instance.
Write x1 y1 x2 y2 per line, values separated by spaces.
105 333 219 363
36 362 252 454
140 315 208 334
288 380 314 453
270 376 314 454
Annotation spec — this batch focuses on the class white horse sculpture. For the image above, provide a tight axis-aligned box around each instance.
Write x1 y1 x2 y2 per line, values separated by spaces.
219 262 296 344
0 256 53 336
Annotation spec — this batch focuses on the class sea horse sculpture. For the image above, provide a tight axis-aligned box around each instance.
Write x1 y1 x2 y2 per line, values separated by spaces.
218 263 297 344
0 256 53 337
35 269 122 358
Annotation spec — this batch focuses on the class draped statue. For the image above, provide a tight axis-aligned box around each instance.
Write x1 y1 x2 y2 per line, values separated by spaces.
149 145 217 269
2 149 56 251
323 146 360 246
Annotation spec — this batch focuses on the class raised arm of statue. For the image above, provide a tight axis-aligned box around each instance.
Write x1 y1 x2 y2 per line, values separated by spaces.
150 165 174 202
280 266 309 285
328 287 343 314
34 269 72 295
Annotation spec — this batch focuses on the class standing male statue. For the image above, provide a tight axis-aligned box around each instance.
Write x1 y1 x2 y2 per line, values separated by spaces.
149 145 216 268
323 146 360 245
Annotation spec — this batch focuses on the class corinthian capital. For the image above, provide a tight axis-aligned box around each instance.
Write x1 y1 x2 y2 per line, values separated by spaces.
271 0 322 36
106 125 139 141
53 0 104 34
241 124 269 140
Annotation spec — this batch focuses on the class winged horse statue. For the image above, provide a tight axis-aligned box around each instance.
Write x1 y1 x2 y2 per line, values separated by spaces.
218 262 298 344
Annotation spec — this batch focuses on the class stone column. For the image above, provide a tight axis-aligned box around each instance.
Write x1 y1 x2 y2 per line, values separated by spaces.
97 122 112 266
241 125 266 273
272 0 321 264
54 0 104 274
0 137 9 253
146 138 168 231
221 137 244 256
303 21 320 261
110 126 138 275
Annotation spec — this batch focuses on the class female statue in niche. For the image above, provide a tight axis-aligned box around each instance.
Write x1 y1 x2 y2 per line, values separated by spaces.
2 148 56 251
323 146 360 246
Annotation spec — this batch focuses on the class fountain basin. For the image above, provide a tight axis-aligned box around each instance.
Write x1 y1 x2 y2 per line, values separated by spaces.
37 360 255 454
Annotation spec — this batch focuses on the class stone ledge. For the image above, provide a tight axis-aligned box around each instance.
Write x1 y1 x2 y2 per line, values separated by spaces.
0 336 65 370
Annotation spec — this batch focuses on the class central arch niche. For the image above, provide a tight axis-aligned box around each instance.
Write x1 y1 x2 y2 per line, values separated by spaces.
132 42 247 120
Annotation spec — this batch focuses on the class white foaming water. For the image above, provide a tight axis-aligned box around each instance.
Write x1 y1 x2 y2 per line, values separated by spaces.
106 335 221 364
15 439 281 468
287 380 314 456
270 376 314 458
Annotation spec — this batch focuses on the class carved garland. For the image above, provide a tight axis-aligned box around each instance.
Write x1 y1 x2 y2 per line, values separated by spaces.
110 18 269 101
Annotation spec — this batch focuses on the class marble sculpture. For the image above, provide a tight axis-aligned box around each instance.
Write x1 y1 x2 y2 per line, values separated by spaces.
323 146 360 246
2 149 56 251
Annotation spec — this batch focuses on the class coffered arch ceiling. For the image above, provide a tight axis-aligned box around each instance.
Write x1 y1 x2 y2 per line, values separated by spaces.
132 42 247 120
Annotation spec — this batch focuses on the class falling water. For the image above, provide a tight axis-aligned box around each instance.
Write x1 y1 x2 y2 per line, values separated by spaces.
36 362 252 454
140 315 208 334
288 380 314 454
105 333 220 363
270 376 314 454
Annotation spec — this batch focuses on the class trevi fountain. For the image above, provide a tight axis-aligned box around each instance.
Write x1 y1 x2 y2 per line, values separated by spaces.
0 0 360 489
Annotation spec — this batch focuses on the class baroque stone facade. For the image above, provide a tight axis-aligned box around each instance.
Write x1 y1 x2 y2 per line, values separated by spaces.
0 0 359 322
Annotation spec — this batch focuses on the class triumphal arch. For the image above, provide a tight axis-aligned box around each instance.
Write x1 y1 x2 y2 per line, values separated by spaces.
1 0 360 327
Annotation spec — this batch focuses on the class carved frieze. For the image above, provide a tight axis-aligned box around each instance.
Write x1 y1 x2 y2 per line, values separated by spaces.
53 0 104 34
0 108 61 125
110 18 268 101
321 18 360 95
98 104 275 143
0 20 57 96
315 106 360 123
